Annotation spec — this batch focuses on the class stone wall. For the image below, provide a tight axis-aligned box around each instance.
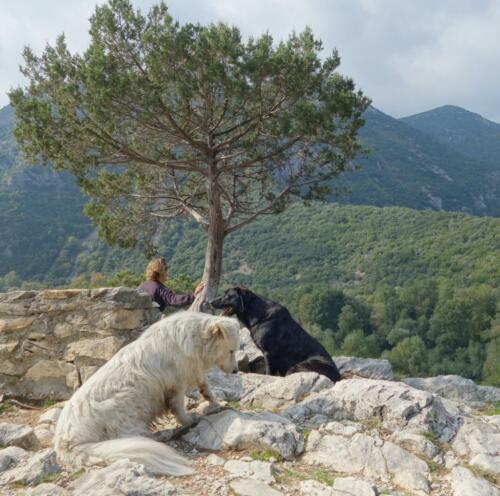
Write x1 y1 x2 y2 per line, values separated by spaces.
0 288 160 400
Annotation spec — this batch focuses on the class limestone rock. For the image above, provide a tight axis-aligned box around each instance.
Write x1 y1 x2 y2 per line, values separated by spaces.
69 459 182 495
237 327 266 373
22 360 76 399
304 429 430 495
183 410 303 460
332 477 377 496
0 448 60 486
64 336 126 362
34 426 54 448
284 378 458 441
242 372 333 410
390 431 441 459
230 479 283 496
334 356 394 380
450 466 500 496
298 479 331 496
25 483 69 495
0 423 40 450
403 375 500 406
38 408 62 426
224 459 274 483
452 418 500 476
0 446 27 472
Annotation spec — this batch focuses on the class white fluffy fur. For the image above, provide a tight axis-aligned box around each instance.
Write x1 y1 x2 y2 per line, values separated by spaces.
54 311 240 476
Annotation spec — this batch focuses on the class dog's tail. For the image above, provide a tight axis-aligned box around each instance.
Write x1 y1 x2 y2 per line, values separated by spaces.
56 436 194 476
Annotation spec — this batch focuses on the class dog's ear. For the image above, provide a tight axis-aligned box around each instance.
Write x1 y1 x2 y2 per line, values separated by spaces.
207 322 227 340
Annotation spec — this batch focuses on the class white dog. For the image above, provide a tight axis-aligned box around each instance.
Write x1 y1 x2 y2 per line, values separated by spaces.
54 311 240 476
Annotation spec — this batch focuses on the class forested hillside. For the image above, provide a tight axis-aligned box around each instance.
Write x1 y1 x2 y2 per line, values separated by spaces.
3 202 497 385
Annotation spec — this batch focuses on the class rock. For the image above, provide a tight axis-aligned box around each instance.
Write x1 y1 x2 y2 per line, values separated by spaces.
452 418 500 475
22 360 76 399
64 336 126 362
284 378 459 441
34 426 54 448
0 341 18 354
183 410 303 460
69 459 182 495
25 483 69 495
0 423 40 450
78 365 100 384
0 448 59 485
99 308 147 330
0 317 35 333
334 356 394 380
304 430 430 495
224 459 274 483
204 369 277 402
229 479 283 496
242 372 333 410
237 327 265 373
450 466 500 496
38 408 62 426
332 477 377 496
403 375 500 406
206 454 226 466
390 431 441 459
298 479 331 496
0 446 27 472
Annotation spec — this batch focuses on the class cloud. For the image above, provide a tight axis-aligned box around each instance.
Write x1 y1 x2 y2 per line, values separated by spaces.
1 0 499 121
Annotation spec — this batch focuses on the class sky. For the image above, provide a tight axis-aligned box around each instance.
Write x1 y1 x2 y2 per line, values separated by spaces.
1 0 500 121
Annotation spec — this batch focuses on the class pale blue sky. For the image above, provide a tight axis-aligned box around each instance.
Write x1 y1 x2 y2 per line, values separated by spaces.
1 0 499 120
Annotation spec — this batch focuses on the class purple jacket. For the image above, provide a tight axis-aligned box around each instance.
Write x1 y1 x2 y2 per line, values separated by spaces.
138 280 194 312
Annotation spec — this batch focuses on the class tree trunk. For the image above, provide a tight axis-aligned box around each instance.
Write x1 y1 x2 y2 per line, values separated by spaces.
190 167 225 312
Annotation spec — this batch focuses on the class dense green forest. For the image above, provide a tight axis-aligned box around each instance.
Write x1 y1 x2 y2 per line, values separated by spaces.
2 202 498 385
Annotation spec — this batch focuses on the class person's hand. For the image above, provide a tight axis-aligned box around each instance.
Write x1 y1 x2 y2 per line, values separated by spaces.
194 281 205 296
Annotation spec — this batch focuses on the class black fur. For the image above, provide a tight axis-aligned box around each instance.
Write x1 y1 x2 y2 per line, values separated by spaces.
210 287 341 383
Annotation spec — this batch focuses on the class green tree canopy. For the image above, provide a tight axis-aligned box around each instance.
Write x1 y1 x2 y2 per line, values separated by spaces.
9 0 369 304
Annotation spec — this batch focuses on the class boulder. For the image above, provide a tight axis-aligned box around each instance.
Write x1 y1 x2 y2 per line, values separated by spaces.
183 410 303 460
334 356 394 380
242 372 333 410
37 408 62 426
0 446 27 472
284 378 459 441
403 375 500 406
304 428 430 495
69 459 183 495
0 423 40 450
450 466 500 496
452 418 500 476
26 483 70 495
0 448 60 486
237 327 266 373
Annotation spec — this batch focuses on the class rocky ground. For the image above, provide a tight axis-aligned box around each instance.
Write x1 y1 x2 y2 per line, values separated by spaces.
1 357 499 496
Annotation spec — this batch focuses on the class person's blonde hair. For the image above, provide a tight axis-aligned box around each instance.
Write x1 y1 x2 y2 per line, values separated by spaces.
145 258 168 282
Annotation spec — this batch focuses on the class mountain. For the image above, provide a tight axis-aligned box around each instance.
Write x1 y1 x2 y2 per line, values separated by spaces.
0 105 92 283
401 104 500 166
1 102 500 286
336 107 500 216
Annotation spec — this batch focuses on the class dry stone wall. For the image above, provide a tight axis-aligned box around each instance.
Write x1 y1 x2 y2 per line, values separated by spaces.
0 288 160 400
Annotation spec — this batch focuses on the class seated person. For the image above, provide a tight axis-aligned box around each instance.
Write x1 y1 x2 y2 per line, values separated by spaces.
138 258 204 312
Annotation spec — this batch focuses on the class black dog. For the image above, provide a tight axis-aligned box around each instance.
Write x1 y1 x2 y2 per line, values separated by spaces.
210 287 341 383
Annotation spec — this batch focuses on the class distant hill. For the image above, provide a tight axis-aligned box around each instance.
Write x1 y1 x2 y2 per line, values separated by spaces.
337 107 500 216
1 102 500 286
401 104 500 166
